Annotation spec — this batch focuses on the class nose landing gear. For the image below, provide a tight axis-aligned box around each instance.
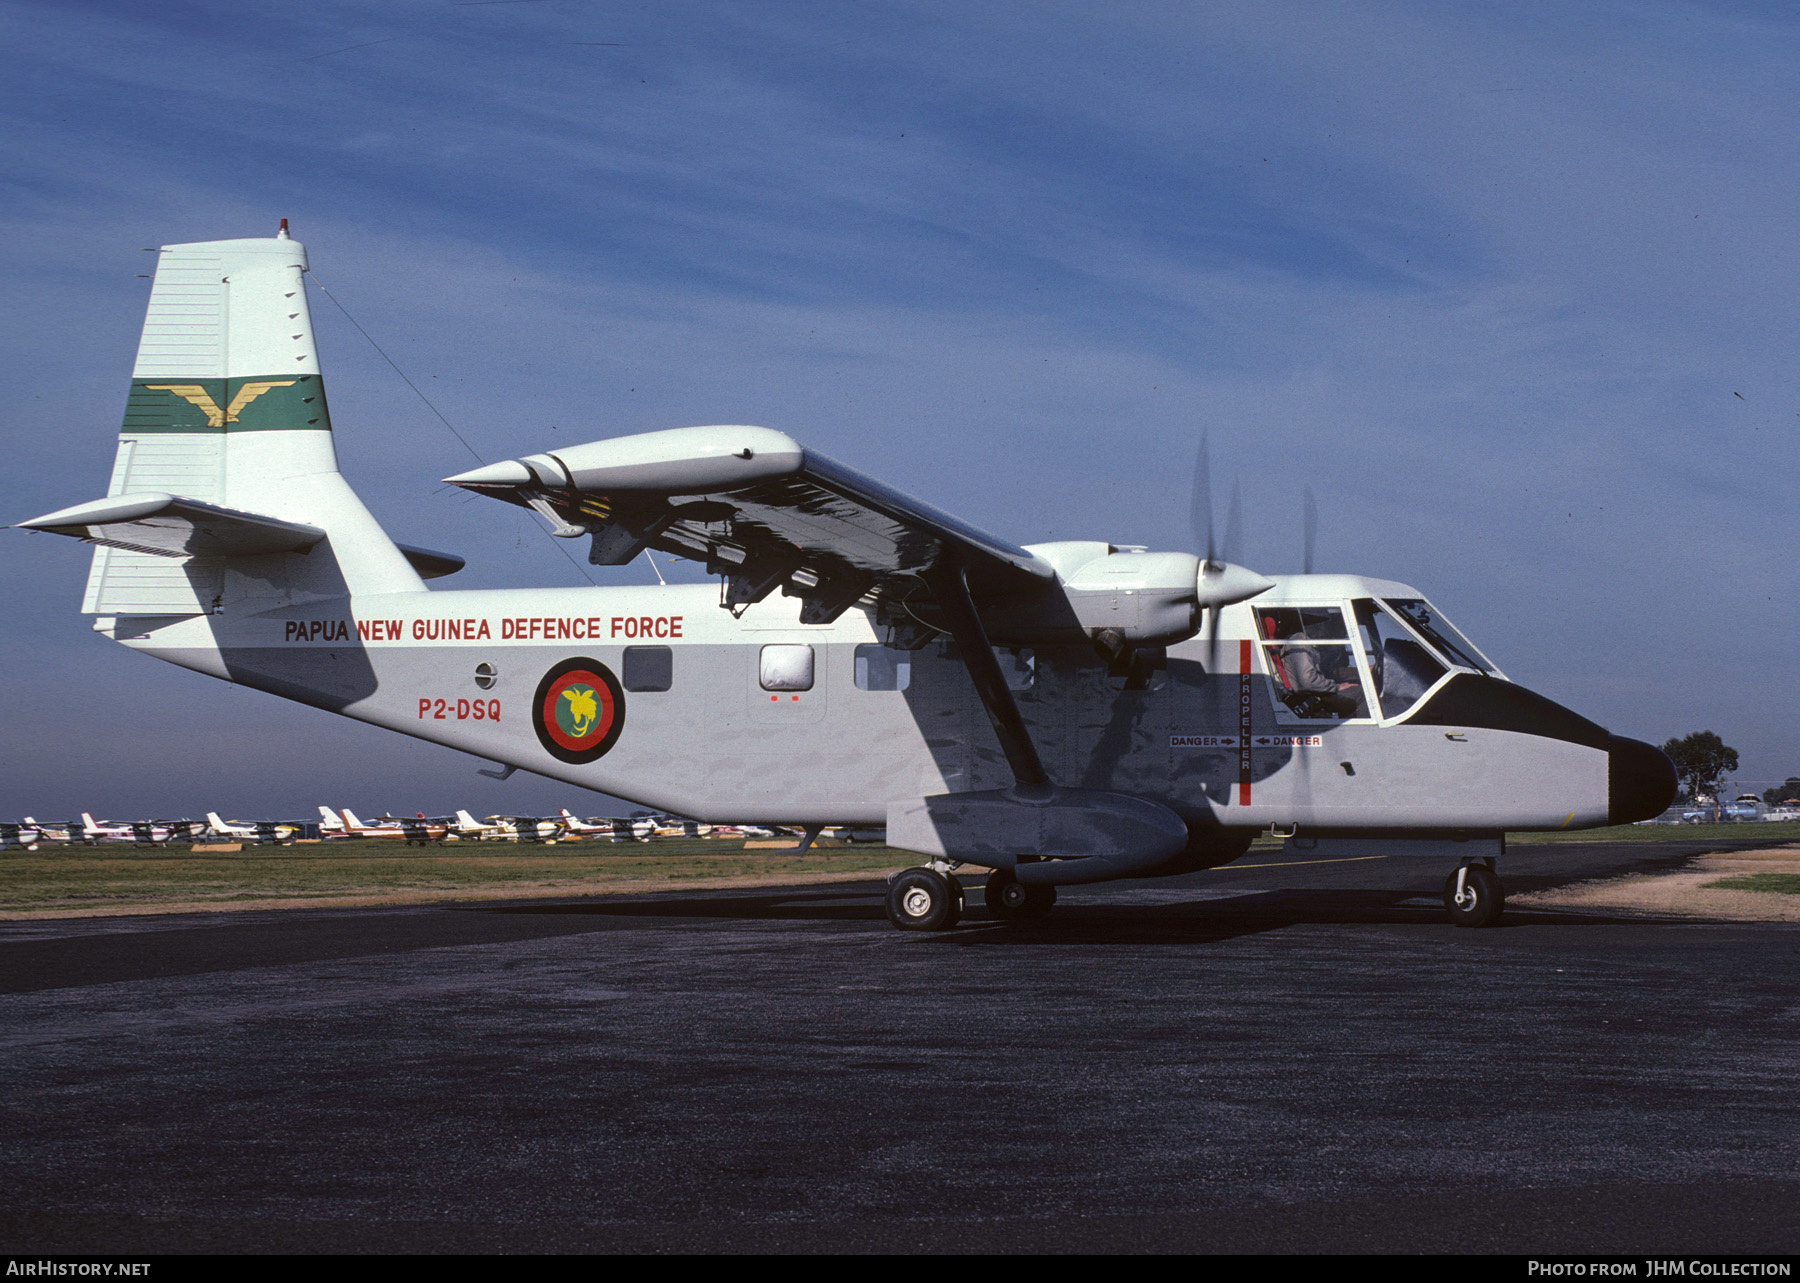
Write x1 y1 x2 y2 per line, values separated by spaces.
1444 861 1504 927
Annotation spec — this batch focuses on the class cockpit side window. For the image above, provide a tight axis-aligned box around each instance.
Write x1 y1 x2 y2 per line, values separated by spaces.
1353 599 1448 718
1382 599 1497 675
1256 605 1370 720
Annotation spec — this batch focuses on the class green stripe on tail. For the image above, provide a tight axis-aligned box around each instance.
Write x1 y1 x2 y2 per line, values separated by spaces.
122 375 332 433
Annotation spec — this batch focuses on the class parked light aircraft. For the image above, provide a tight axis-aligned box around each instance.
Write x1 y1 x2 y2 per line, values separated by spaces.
0 822 43 849
372 812 453 844
453 810 509 840
205 812 298 843
205 812 257 840
330 808 410 841
18 229 1678 929
79 813 197 846
324 807 442 844
557 809 624 839
478 815 561 842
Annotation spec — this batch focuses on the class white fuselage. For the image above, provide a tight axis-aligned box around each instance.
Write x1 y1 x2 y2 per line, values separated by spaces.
104 575 1610 832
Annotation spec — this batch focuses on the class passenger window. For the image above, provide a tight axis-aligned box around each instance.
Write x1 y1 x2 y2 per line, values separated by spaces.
1256 605 1369 720
759 644 814 692
1353 599 1447 717
854 643 911 691
622 646 672 692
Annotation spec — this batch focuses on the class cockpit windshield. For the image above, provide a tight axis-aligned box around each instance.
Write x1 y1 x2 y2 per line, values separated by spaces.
1352 599 1447 718
1382 599 1497 675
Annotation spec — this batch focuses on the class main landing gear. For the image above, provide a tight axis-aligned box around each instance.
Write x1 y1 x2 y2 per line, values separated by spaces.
884 864 1058 930
982 868 1056 923
885 866 965 931
1444 861 1505 928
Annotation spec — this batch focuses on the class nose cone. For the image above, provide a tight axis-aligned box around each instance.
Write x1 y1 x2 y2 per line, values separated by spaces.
1609 736 1678 825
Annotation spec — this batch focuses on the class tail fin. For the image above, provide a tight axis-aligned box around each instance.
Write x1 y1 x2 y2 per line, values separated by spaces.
341 808 366 831
317 805 343 829
81 813 99 834
456 809 482 829
81 227 422 614
206 811 229 833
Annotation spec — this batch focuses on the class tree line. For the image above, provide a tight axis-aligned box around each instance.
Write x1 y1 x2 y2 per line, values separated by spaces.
1660 731 1798 808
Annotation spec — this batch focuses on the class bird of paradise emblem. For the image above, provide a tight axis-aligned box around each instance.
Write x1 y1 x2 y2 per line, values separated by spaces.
557 685 600 739
533 659 625 763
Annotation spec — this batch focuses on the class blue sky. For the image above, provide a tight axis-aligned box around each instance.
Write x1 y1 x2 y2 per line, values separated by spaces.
2 0 1795 819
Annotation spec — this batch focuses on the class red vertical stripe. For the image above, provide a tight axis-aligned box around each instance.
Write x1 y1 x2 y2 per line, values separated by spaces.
1238 640 1254 806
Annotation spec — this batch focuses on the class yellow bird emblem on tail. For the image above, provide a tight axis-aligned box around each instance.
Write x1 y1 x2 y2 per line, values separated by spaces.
146 380 296 427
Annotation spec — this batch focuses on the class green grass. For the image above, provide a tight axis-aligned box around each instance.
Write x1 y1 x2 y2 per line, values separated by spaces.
0 838 909 915
1702 873 1800 896
8 822 1797 917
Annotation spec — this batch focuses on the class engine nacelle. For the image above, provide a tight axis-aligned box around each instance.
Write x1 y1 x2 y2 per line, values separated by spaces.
1060 548 1205 645
982 542 1270 648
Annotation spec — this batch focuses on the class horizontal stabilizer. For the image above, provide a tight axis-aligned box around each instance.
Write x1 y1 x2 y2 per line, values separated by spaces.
18 492 326 559
395 543 464 580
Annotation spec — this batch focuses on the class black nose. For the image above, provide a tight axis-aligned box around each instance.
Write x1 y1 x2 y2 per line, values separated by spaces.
1609 736 1678 825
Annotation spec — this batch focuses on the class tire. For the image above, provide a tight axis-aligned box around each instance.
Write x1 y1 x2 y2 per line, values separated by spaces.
982 869 1057 922
1443 864 1505 928
886 868 961 931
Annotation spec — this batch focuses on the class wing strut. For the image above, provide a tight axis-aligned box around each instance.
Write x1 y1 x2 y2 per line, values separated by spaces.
922 561 1054 802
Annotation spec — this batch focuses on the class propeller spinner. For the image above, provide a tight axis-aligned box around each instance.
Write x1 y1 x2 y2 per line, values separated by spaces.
1190 437 1273 613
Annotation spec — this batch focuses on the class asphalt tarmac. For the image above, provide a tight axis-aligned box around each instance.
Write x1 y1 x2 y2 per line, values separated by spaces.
2 839 1798 1255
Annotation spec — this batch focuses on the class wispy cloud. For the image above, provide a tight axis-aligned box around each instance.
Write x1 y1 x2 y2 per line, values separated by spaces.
3 0 1797 812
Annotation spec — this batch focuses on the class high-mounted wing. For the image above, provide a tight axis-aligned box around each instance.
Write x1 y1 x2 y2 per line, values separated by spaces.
447 424 1272 842
445 426 1056 623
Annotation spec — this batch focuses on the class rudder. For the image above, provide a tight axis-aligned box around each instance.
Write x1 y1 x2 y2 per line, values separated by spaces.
83 225 421 614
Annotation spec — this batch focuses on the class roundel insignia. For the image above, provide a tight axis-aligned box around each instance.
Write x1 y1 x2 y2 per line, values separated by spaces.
531 658 625 764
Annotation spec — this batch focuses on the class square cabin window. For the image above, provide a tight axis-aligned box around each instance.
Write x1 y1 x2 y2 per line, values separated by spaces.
854 643 911 692
760 643 814 692
622 645 673 692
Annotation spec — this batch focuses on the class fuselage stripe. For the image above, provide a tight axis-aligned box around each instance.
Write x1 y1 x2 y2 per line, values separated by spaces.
1238 639 1254 806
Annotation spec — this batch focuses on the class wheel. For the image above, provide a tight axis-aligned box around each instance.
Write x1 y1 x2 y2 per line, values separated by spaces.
1443 864 1505 928
886 868 962 931
982 869 1057 922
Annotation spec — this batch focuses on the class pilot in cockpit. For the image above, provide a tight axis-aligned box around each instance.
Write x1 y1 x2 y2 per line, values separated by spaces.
1262 611 1362 718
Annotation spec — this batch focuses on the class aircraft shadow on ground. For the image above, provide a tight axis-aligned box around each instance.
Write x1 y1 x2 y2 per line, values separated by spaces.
474 888 1663 946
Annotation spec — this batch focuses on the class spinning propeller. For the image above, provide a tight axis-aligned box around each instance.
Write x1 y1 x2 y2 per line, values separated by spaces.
1302 486 1318 576
1188 438 1273 657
